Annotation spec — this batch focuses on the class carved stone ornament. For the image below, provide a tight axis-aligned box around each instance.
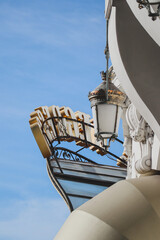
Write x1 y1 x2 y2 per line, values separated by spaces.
126 103 146 142
124 103 155 176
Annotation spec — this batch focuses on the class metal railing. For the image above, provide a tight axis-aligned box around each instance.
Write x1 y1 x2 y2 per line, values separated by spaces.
41 116 127 166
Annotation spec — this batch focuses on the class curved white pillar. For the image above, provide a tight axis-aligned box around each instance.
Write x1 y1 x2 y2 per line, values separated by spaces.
108 0 160 141
54 175 160 239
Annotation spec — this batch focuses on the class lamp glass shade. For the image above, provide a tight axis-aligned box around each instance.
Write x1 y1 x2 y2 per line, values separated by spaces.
143 0 160 18
92 103 122 139
149 0 160 11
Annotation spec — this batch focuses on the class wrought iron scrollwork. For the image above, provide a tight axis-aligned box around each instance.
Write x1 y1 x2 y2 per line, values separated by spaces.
62 151 72 160
42 116 126 166
75 156 81 162
52 147 94 164
54 149 59 158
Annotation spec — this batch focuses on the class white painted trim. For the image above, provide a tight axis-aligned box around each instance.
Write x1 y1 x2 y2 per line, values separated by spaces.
108 7 160 141
126 0 160 47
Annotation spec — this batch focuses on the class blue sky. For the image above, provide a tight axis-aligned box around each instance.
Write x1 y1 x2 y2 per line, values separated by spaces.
0 0 123 239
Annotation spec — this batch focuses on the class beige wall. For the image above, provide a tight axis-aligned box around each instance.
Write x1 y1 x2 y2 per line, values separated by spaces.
54 176 160 240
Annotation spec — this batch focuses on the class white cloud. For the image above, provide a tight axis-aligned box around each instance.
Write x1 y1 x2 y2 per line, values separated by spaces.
0 198 69 240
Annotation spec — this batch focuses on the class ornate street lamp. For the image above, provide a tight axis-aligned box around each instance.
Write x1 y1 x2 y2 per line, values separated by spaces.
137 0 160 20
88 17 126 149
88 70 125 149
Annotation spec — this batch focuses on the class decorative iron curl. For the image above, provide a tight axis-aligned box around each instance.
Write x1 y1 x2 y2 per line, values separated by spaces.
75 156 82 162
63 151 72 160
51 147 97 164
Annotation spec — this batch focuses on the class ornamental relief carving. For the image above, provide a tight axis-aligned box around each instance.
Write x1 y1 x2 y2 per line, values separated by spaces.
124 103 154 176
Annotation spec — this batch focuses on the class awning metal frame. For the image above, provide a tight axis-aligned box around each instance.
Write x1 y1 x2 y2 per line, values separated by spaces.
42 116 126 166
47 147 127 211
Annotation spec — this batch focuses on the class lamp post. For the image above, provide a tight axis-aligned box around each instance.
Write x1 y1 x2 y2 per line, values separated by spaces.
137 0 160 20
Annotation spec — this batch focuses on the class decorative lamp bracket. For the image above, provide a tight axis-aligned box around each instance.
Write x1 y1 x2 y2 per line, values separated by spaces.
137 0 160 20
